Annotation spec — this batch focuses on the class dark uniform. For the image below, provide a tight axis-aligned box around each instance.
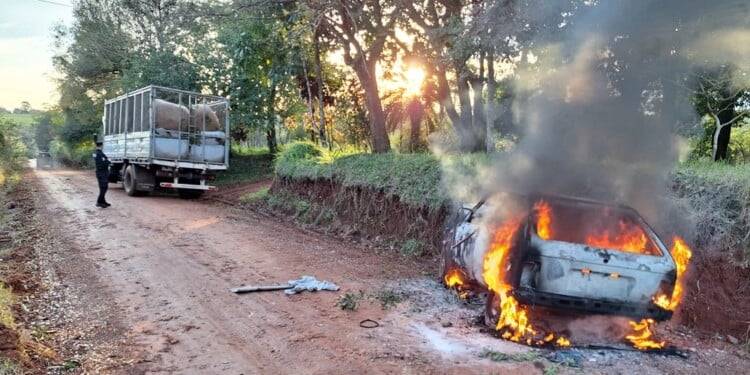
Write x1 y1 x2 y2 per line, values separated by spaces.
93 144 111 207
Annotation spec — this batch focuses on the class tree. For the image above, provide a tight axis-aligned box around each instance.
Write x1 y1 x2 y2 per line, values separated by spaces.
52 0 220 151
307 0 403 153
399 1 583 152
223 2 307 154
34 111 61 152
691 65 750 161
118 0 207 91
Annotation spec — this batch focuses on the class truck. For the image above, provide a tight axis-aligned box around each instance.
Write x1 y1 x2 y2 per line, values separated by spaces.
102 85 230 199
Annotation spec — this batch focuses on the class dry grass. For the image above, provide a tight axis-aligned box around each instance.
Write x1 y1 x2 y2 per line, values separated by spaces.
672 160 750 265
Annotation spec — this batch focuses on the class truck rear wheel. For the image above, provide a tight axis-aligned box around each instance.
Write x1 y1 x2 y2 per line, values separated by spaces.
123 165 143 196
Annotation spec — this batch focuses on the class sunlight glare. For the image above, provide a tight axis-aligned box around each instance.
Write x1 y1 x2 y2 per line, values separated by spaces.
404 66 425 97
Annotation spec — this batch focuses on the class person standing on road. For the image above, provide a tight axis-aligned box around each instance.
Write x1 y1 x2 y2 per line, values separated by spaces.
93 141 111 208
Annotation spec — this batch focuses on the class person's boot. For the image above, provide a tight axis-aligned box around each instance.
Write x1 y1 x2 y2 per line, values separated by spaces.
96 202 107 208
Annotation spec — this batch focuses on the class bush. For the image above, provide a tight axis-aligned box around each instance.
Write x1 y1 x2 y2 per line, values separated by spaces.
0 119 27 186
49 139 95 168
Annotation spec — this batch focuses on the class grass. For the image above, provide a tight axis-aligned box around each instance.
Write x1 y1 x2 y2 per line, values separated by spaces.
0 113 36 127
275 141 448 211
372 288 405 310
400 238 424 257
0 358 22 375
0 283 16 329
214 147 275 185
479 348 540 362
336 290 365 311
672 159 750 263
239 187 270 202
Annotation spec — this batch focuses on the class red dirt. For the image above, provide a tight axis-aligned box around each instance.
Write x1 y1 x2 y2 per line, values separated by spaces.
681 251 750 338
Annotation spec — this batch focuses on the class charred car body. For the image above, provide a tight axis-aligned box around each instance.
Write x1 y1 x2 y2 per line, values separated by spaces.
442 193 676 322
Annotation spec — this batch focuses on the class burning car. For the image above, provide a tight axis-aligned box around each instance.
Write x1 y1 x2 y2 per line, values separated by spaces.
442 193 678 328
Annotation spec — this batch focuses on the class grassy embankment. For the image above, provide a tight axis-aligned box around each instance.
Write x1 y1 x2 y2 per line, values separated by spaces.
0 116 27 372
258 142 457 256
213 146 276 186
672 160 750 263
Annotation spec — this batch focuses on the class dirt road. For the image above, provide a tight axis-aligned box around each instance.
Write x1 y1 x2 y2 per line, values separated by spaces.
24 167 750 374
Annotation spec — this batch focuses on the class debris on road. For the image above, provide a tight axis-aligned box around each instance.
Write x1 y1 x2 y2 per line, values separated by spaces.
285 275 339 295
229 275 339 295
229 284 293 293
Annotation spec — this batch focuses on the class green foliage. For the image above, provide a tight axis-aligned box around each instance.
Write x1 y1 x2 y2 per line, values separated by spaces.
214 147 275 185
337 290 365 311
274 141 332 179
0 119 28 185
121 48 200 91
278 141 322 161
219 3 310 153
400 238 424 257
372 288 405 310
61 360 81 370
0 114 35 127
33 112 59 153
49 139 95 169
239 187 270 202
275 143 446 211
729 123 750 163
0 283 16 329
479 348 540 362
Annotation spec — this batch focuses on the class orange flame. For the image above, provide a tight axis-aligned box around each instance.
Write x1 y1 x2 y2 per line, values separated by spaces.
653 236 693 310
482 216 569 347
586 220 651 254
444 268 470 298
626 319 665 349
444 268 465 288
534 200 552 240
534 199 658 256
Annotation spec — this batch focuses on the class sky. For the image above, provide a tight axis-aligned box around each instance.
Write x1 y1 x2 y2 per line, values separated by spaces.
0 0 74 111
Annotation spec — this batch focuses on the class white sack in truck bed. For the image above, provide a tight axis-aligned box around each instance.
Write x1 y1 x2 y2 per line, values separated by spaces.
192 104 221 131
154 99 221 132
154 99 189 131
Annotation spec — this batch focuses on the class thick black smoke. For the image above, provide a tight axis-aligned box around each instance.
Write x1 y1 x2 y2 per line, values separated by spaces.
439 0 750 238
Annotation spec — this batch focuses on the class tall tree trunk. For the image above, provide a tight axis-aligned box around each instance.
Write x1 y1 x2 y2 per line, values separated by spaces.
485 50 497 152
470 77 486 153
713 109 733 161
407 98 424 153
313 31 328 149
265 125 278 155
266 86 279 155
301 57 317 142
456 71 477 152
355 60 390 153
436 68 461 125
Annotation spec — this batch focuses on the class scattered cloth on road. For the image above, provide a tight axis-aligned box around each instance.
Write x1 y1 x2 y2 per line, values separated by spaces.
285 275 340 295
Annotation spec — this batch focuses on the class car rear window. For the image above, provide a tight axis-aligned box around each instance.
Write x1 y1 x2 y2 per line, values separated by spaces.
533 199 662 256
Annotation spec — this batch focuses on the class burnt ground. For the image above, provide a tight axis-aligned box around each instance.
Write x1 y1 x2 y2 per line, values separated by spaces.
0 164 749 374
